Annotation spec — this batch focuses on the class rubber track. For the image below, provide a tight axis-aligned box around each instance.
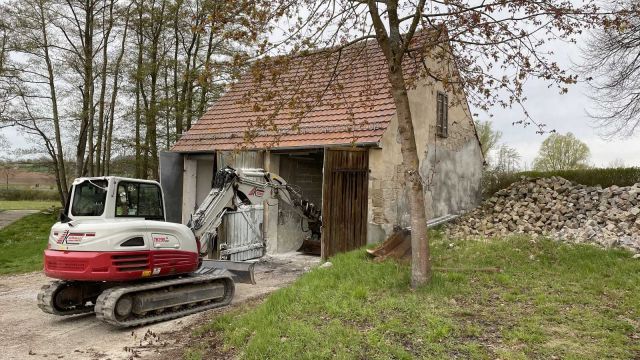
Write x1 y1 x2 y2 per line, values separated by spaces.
37 281 95 316
94 272 235 328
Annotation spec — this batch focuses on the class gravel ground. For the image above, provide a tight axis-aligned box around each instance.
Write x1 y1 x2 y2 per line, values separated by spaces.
0 253 319 360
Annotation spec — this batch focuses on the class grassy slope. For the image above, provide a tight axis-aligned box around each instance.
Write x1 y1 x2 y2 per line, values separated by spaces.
189 233 640 360
0 200 59 211
0 212 56 274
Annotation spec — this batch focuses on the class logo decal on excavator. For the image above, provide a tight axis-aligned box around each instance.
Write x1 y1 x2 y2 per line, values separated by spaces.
56 230 95 245
248 187 264 197
56 230 69 244
153 235 170 243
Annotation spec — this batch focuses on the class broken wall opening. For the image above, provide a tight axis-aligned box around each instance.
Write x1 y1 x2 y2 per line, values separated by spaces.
272 149 324 255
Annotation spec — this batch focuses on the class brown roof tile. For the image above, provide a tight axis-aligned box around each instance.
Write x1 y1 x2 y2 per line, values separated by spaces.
172 39 422 152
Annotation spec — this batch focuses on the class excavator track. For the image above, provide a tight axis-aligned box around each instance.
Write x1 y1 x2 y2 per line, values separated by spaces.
37 281 97 316
94 270 235 327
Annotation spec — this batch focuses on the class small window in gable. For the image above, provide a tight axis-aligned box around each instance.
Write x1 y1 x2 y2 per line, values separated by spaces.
436 91 449 138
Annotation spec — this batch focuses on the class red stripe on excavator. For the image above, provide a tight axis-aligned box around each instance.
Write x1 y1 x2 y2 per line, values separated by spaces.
43 249 198 281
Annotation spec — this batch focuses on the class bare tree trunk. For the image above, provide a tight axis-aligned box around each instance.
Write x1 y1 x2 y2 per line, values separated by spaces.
185 30 200 130
147 0 166 180
197 25 216 118
105 4 131 175
389 68 431 286
176 17 199 134
95 0 115 176
142 0 166 179
38 0 68 204
134 0 144 178
369 0 431 287
172 0 183 139
87 101 94 176
76 0 96 177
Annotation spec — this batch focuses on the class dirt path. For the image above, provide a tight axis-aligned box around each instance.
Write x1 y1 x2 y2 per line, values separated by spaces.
0 253 319 360
0 210 39 229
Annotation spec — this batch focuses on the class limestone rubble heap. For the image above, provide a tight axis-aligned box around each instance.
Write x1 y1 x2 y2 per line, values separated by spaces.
446 176 640 253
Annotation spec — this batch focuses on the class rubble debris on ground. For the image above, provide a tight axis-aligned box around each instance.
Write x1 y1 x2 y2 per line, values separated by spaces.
368 215 460 262
446 176 640 253
367 227 412 262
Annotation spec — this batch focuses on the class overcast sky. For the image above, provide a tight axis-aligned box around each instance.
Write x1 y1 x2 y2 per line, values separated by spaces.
2 31 639 168
485 35 640 168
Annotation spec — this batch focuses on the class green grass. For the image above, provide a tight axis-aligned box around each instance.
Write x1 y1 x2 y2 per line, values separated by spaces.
0 200 60 211
0 212 57 274
189 233 640 359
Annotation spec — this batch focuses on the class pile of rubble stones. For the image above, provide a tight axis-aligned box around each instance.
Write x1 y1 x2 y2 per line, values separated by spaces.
446 176 640 253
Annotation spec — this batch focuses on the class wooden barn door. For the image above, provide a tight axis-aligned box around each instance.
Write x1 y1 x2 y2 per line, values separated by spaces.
321 148 369 259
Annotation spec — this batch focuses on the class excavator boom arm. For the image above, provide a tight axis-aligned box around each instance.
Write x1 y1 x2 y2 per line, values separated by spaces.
188 166 321 256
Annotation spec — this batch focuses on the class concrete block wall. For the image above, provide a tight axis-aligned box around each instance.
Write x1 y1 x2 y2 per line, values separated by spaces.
278 153 323 206
274 151 323 253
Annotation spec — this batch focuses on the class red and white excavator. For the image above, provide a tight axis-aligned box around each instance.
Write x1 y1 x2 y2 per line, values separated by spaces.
38 166 320 327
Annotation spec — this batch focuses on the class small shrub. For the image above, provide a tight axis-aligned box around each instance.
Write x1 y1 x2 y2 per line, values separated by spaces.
483 167 640 197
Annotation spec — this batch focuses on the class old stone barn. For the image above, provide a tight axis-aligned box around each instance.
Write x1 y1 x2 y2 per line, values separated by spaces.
161 38 484 260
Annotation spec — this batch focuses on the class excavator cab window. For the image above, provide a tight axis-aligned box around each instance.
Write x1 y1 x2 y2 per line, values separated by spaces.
115 181 164 221
70 180 108 216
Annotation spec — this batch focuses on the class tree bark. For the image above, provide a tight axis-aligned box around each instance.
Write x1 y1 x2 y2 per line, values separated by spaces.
143 0 167 179
38 0 68 205
134 0 144 178
95 0 115 176
197 22 215 119
104 3 131 175
389 67 432 287
172 0 183 140
76 0 96 177
185 30 200 130
369 0 431 287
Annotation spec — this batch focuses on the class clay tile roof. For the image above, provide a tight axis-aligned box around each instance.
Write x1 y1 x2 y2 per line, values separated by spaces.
172 39 410 152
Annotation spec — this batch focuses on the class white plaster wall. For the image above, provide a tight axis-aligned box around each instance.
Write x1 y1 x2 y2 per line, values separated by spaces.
367 76 483 243
264 152 280 255
196 159 214 206
181 157 198 224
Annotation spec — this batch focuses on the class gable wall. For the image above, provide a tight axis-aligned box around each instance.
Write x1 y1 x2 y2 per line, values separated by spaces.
367 77 483 243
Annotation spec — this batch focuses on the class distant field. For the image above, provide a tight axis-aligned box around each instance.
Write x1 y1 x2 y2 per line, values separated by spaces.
1 168 57 190
0 201 59 211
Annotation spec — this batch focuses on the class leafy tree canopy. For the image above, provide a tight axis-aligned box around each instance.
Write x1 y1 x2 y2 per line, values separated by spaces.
475 120 502 157
533 132 590 171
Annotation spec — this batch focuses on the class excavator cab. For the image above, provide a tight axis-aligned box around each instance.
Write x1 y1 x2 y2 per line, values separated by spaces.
59 177 166 223
114 181 165 220
59 179 106 223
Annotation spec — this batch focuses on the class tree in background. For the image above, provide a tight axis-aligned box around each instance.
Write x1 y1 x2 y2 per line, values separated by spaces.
475 120 502 159
608 158 625 168
494 145 521 174
582 1 640 138
533 132 591 171
0 0 272 205
0 7 12 123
